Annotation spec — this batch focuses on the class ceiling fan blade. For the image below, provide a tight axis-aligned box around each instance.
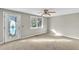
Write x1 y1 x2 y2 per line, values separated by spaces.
49 11 56 13
41 13 45 16
47 13 51 16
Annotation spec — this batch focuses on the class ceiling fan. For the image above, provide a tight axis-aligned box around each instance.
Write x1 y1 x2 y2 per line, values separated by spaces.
40 8 56 17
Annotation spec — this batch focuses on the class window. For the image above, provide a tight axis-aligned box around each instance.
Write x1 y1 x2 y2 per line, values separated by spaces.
32 18 37 27
37 17 43 28
30 16 43 29
8 16 17 36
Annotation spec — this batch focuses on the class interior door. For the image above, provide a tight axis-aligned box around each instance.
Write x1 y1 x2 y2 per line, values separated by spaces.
4 12 21 42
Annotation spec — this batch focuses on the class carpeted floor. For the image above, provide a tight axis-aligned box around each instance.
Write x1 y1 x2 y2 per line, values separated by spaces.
0 34 79 50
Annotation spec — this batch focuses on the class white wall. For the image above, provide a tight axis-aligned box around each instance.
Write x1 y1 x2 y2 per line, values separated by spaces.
21 13 47 39
48 13 79 39
2 9 47 40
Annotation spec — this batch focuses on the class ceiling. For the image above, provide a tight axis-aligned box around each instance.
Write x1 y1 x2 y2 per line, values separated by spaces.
5 8 79 17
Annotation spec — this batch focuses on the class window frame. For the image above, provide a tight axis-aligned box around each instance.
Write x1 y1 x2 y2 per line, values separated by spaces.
30 16 43 29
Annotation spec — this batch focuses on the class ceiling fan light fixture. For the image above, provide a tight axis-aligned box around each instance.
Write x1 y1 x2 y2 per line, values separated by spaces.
40 9 56 17
42 13 56 17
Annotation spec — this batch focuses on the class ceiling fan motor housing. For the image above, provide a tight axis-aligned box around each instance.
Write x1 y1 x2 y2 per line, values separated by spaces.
44 9 49 14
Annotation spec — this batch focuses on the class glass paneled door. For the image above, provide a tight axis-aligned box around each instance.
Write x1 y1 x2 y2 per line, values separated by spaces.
3 12 21 42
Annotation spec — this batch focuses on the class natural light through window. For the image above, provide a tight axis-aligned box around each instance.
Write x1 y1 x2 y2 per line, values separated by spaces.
30 16 43 29
51 29 62 36
8 16 16 36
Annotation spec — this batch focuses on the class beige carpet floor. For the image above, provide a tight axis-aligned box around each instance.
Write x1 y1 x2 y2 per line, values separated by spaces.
0 34 79 50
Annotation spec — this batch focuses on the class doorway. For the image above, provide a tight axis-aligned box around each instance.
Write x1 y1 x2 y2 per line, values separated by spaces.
3 12 21 43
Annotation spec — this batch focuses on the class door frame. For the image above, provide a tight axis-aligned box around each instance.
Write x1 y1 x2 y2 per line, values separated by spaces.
3 11 21 43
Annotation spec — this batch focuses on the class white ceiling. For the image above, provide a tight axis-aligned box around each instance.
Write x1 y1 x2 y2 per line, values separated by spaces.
5 8 79 17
